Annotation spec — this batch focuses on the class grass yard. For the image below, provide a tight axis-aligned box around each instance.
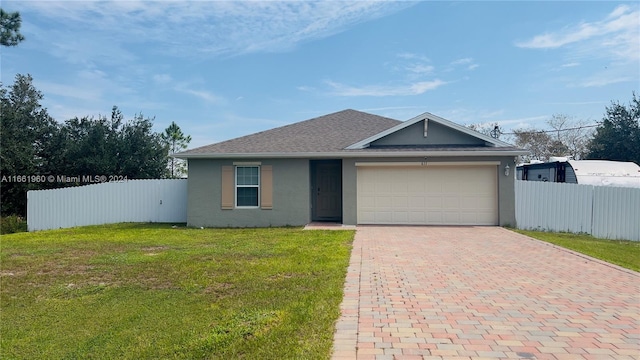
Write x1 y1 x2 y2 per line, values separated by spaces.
1 224 354 359
515 230 640 272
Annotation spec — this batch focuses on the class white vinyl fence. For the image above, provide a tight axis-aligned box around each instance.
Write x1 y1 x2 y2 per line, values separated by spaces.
515 180 640 241
27 179 187 231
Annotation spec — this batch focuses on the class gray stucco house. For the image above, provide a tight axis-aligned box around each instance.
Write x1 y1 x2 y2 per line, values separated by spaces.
175 109 527 228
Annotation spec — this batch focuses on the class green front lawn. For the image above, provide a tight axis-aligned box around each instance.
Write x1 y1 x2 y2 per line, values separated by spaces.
515 230 640 272
1 224 354 359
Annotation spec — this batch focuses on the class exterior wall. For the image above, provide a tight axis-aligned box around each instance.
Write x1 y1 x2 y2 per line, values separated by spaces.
187 158 310 227
342 156 517 227
371 121 485 146
189 155 517 228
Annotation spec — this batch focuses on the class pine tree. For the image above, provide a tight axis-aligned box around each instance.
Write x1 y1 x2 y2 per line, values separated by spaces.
161 122 192 178
1 9 25 47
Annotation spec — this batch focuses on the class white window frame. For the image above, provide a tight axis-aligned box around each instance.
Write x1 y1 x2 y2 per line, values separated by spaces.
235 165 260 208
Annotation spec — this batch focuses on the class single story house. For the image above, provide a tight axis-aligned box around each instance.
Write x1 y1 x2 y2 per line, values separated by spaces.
175 109 527 228
517 158 640 188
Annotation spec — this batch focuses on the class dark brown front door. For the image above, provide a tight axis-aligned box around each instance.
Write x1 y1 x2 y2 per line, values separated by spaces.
312 160 342 221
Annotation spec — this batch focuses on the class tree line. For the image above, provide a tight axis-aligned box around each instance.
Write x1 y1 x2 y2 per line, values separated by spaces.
1 9 193 217
469 93 640 165
1 74 192 216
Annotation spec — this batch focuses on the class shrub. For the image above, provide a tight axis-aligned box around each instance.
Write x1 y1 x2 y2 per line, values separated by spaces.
1 215 27 234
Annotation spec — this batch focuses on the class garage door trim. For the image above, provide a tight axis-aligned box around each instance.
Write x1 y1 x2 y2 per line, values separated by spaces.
356 161 501 167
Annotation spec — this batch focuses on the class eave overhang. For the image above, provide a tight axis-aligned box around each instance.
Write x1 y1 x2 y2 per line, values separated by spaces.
173 149 529 160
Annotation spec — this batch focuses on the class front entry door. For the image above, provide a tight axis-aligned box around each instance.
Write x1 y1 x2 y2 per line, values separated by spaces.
312 160 342 221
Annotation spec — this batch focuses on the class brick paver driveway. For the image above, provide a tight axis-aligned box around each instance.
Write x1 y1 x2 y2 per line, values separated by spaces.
332 226 639 360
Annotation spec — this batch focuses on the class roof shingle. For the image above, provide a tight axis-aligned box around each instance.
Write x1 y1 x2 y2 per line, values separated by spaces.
179 109 401 155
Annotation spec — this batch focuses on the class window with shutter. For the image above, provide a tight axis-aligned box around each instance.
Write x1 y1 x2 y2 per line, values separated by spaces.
221 164 273 210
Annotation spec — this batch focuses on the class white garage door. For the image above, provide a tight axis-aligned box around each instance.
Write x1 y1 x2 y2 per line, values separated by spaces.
357 165 498 225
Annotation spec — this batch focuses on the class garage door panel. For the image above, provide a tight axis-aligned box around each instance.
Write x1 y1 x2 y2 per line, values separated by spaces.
408 212 426 223
375 211 393 223
375 196 393 208
359 196 375 208
442 211 461 224
357 166 498 225
360 180 375 194
481 211 498 223
460 195 493 209
442 195 460 210
392 211 408 223
408 196 425 208
426 211 443 223
460 211 481 224
441 180 459 192
392 196 408 208
359 211 375 223
391 183 408 195
425 195 442 207
375 182 391 194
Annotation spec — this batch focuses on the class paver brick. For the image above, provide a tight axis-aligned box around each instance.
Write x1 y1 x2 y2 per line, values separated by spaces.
331 226 640 360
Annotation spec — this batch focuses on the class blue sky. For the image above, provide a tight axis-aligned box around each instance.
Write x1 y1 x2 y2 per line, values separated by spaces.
2 1 639 149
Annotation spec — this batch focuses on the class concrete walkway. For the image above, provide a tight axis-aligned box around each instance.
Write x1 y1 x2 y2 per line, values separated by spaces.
332 226 639 360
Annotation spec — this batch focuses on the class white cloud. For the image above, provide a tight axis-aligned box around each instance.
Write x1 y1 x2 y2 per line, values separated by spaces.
37 81 103 103
18 1 414 63
394 53 437 79
447 57 479 72
397 52 431 62
517 24 599 49
436 108 508 124
297 85 315 92
35 68 133 105
575 75 632 88
325 79 447 97
153 74 173 84
516 5 639 63
174 85 225 104
405 64 435 75
495 115 550 131
313 51 452 97
409 80 447 94
451 58 473 65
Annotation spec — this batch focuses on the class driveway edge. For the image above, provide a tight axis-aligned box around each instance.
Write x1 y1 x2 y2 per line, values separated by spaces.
500 227 640 277
331 231 362 359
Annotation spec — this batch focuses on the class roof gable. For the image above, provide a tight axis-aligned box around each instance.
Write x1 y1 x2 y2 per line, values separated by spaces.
346 112 513 149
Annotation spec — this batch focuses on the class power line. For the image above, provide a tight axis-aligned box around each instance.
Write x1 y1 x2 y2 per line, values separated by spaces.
500 124 600 136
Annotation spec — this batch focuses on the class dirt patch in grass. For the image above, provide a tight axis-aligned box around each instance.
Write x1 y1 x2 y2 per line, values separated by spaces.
0 271 24 277
140 245 170 255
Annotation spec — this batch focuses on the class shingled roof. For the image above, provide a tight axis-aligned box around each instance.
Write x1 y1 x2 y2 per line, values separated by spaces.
177 109 401 156
175 109 528 159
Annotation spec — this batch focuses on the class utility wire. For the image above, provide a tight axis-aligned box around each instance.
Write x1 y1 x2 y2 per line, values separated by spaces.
499 123 600 136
